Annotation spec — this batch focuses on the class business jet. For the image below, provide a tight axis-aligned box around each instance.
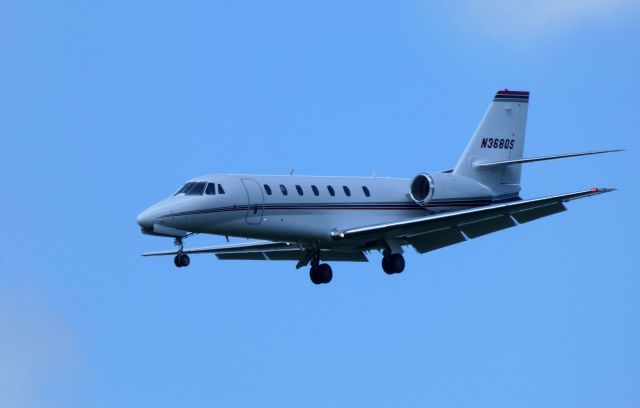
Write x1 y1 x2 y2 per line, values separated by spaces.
137 90 620 284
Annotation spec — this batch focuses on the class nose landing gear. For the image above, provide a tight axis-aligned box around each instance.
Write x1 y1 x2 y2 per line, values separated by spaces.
173 237 190 268
174 253 190 267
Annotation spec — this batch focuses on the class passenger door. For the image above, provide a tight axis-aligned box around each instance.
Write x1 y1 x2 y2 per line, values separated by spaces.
241 178 264 225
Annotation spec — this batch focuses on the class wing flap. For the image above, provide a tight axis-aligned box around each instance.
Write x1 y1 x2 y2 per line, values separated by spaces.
406 228 466 254
459 214 517 239
265 250 307 261
511 202 566 224
318 251 368 262
264 250 368 262
217 252 268 260
216 249 368 262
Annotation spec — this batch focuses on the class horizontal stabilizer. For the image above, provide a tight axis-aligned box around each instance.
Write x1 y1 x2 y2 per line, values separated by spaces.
474 149 623 168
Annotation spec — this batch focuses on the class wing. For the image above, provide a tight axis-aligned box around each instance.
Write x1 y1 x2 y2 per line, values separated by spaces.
331 188 615 253
142 240 368 266
143 240 298 257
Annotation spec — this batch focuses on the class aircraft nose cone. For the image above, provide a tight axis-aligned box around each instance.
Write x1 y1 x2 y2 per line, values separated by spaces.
136 208 155 228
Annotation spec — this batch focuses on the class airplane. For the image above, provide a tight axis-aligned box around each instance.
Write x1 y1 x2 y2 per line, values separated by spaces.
137 89 621 284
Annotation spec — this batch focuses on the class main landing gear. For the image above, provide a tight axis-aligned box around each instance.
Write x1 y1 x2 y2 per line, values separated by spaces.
309 251 332 284
310 263 333 284
173 237 190 268
382 253 405 274
306 250 404 284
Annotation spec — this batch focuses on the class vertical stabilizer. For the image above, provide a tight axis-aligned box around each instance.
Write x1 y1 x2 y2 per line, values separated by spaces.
453 90 529 196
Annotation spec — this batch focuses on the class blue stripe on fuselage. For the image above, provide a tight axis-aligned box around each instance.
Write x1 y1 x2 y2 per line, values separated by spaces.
161 196 520 218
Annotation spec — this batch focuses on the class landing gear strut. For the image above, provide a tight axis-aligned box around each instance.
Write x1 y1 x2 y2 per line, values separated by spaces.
382 253 405 274
173 237 190 268
309 251 332 284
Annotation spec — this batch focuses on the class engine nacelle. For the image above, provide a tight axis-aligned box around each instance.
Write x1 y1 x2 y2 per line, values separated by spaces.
409 173 435 204
409 172 493 206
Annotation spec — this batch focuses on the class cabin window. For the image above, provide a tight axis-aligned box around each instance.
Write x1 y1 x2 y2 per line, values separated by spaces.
280 184 288 195
343 186 351 197
362 186 370 197
264 184 272 195
311 185 319 196
295 185 304 196
218 184 226 194
327 185 335 196
205 183 216 195
186 182 206 195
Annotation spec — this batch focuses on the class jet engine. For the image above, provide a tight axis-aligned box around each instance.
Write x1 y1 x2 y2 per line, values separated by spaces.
409 172 494 206
409 173 435 205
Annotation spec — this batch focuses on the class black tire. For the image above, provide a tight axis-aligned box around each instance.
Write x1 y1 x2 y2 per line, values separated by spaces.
174 255 182 268
179 254 190 267
381 256 394 274
389 253 405 273
318 263 333 284
309 266 322 284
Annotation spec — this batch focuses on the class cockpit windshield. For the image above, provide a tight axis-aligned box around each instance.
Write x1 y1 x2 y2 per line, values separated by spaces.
174 182 207 196
175 183 193 195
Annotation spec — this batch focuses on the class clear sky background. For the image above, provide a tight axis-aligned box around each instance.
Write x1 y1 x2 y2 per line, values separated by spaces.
1 1 639 407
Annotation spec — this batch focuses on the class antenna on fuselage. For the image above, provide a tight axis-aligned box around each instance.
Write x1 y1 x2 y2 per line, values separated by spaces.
290 169 296 175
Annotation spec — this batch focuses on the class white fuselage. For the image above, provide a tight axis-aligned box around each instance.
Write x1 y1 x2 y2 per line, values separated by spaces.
137 174 507 249
135 90 617 285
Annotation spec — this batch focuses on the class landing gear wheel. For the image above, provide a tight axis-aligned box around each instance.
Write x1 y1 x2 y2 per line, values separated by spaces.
382 253 405 274
309 263 333 284
310 266 322 284
174 253 190 268
172 237 190 268
389 253 404 273
318 263 333 284
382 256 393 274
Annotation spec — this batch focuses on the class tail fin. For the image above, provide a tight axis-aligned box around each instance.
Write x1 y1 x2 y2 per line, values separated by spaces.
453 90 529 196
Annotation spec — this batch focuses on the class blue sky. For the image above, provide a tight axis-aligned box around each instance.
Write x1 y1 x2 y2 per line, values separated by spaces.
1 1 639 406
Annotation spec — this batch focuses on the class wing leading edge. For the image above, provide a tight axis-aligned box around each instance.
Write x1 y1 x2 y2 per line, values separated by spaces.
331 188 615 253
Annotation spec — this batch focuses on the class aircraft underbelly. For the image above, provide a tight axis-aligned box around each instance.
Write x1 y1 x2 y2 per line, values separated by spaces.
173 205 483 244
227 209 425 243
